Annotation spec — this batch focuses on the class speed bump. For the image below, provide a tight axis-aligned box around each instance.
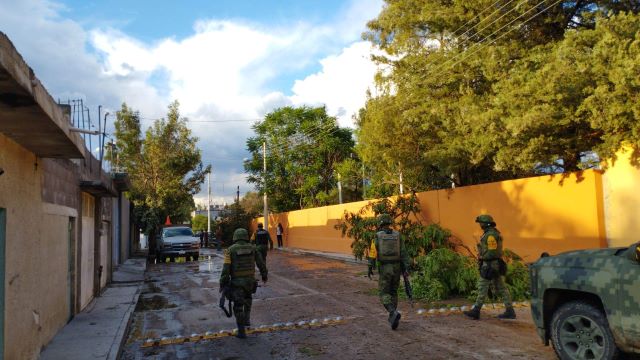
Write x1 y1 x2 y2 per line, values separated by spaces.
141 316 350 348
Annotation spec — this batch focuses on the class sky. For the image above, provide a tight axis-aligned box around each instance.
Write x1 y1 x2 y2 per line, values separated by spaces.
0 0 384 205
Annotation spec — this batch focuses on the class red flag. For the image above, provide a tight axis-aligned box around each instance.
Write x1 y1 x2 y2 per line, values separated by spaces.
165 216 171 225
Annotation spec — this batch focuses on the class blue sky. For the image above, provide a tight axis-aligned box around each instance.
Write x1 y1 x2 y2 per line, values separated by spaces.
0 0 383 203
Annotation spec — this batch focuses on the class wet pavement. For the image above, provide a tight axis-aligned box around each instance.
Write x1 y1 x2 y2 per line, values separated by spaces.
121 248 555 360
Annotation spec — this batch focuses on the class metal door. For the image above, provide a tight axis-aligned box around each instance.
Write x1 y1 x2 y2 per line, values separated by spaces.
0 208 6 360
68 217 76 322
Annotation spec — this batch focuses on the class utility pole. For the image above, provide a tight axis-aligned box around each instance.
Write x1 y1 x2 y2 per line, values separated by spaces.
337 172 343 204
399 170 404 195
236 186 240 203
207 170 211 235
263 141 268 231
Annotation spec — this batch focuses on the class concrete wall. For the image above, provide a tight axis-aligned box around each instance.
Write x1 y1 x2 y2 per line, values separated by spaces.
80 192 95 310
120 196 131 262
258 170 607 261
0 134 74 360
100 221 108 289
602 147 640 247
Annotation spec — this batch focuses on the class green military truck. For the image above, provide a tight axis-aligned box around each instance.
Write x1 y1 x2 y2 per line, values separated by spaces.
529 241 640 359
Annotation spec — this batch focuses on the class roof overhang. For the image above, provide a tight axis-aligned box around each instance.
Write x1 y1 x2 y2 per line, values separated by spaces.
0 32 85 158
80 180 118 197
112 172 132 192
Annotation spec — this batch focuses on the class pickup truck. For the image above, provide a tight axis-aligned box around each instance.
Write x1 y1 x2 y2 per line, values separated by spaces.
529 241 640 359
157 225 200 262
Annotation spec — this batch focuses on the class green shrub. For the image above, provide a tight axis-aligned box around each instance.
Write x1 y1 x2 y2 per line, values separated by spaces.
412 248 531 302
411 248 478 301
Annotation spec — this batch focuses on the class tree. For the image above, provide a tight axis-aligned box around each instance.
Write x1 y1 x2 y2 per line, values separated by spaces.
239 191 262 217
245 106 357 212
191 214 214 232
358 1 640 196
111 101 210 253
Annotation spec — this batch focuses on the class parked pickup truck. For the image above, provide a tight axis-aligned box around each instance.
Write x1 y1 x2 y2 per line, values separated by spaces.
157 225 200 262
529 242 640 359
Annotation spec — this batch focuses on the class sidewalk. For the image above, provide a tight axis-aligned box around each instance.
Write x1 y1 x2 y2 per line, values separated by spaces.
39 258 146 360
277 247 367 265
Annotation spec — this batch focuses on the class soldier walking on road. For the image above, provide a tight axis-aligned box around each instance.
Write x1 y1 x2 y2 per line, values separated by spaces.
464 214 516 320
367 214 410 330
220 228 268 338
252 223 273 262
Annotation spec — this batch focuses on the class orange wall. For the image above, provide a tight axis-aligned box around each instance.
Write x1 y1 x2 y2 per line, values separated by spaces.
257 170 607 261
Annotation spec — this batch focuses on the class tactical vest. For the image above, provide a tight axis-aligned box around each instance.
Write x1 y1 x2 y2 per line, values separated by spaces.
377 230 400 262
481 229 503 260
255 230 269 246
231 244 256 278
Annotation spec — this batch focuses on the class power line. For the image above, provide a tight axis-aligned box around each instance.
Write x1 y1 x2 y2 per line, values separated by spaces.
427 0 564 79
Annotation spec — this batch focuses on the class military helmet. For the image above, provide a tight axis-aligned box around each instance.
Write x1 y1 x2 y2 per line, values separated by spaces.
377 214 393 227
257 223 264 229
232 228 249 242
475 214 496 226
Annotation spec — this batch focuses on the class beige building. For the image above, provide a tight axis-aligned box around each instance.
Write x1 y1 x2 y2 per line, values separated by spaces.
0 32 133 359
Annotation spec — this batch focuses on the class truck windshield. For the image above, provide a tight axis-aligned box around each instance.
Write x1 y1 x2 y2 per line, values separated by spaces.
163 228 193 237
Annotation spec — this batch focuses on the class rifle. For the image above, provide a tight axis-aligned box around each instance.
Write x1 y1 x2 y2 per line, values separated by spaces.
219 286 233 318
402 272 414 308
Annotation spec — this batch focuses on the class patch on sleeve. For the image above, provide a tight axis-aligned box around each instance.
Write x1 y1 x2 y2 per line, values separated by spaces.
223 249 231 264
368 241 377 259
636 244 640 261
487 236 498 250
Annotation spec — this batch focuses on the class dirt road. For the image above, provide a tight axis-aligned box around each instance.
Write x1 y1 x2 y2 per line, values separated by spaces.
121 248 555 359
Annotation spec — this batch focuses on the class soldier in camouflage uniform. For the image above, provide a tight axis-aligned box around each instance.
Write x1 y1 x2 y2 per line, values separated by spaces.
220 228 268 338
252 223 273 263
464 214 515 320
368 214 410 330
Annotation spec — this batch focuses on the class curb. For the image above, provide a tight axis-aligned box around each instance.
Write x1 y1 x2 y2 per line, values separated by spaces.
106 285 141 360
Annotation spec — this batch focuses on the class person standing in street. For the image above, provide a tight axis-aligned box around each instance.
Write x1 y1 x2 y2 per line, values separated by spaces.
463 214 516 320
219 228 268 338
367 214 410 330
252 223 273 262
276 223 284 248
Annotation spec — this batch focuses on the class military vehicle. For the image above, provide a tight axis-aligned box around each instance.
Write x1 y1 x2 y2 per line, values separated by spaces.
529 242 640 359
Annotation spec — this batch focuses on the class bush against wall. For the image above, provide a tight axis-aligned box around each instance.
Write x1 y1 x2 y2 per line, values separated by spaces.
337 193 530 302
336 193 471 261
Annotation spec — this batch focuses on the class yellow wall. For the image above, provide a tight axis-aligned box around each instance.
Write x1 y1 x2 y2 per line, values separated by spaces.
257 170 607 261
0 134 74 360
602 147 640 247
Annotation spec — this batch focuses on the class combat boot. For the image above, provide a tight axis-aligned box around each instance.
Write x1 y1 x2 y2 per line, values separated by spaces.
236 324 247 339
463 305 481 320
497 306 516 320
245 309 251 327
389 311 401 330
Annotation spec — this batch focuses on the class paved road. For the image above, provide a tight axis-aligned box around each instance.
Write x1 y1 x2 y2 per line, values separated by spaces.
121 248 555 360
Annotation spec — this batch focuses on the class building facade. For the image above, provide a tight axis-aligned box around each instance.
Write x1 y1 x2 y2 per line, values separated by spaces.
0 32 133 360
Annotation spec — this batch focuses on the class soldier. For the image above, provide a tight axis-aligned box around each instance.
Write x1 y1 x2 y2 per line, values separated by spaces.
252 223 273 262
463 214 515 320
367 214 410 330
220 228 268 338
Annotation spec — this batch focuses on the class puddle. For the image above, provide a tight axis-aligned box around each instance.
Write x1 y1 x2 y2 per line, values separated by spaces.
135 295 177 311
198 255 222 273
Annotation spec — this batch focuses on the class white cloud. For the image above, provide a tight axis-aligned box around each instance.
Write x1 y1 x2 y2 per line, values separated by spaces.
0 0 385 203
291 41 379 127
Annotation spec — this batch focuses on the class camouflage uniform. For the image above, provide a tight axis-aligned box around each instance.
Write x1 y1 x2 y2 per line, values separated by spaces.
252 224 273 262
368 214 410 330
464 214 515 320
220 228 268 338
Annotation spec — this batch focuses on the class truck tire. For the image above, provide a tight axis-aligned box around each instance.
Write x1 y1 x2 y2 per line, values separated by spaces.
550 300 620 360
